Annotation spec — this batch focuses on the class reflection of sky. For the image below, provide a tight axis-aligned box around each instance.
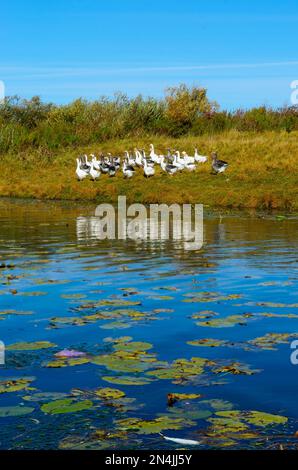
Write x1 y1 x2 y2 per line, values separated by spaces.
0 0 297 108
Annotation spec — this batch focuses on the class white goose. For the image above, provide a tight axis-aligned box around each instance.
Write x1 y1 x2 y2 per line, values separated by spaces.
122 159 135 178
160 156 177 175
173 152 184 171
175 151 186 169
124 151 136 167
135 149 143 167
89 161 100 180
141 150 154 167
143 158 155 177
194 148 208 163
149 143 162 164
184 161 196 172
181 151 195 164
91 154 101 171
76 158 89 181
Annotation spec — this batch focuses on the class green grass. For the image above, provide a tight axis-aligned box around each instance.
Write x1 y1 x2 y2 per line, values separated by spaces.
1 130 297 211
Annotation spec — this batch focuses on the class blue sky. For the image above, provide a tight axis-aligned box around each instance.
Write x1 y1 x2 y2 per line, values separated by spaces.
0 0 297 109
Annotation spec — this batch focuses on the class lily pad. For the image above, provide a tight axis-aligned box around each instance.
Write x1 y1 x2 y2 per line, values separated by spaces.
0 406 34 417
187 338 226 348
197 314 253 328
115 415 196 434
6 341 57 351
95 387 126 400
0 377 35 394
102 376 153 386
41 398 93 415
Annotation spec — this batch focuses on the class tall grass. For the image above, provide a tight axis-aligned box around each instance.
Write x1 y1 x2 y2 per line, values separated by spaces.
1 84 298 156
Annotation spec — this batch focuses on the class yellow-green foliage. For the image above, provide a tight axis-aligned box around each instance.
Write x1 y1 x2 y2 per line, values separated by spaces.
0 130 297 210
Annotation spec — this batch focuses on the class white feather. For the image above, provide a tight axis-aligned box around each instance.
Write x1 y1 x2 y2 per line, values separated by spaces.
159 433 201 446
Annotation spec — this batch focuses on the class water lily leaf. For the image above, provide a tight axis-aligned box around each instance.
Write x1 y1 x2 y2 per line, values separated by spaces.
20 291 48 296
183 293 242 303
34 279 70 286
102 376 153 386
113 341 153 352
44 356 90 368
61 293 86 299
216 410 288 427
149 295 174 300
41 398 93 414
153 309 174 314
0 406 34 417
207 416 249 434
168 392 202 401
199 399 234 411
0 377 35 393
0 309 33 317
191 311 219 320
249 333 298 351
103 336 133 344
95 388 126 399
115 415 195 434
147 357 210 383
100 321 132 330
187 338 226 347
241 410 288 427
7 341 57 350
197 314 253 328
23 392 69 402
212 362 259 375
92 348 159 373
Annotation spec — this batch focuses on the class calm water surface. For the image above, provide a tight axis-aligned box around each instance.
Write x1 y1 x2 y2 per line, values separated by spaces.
0 199 298 449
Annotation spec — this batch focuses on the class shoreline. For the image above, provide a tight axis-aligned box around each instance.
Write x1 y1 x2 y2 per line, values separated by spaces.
1 131 297 211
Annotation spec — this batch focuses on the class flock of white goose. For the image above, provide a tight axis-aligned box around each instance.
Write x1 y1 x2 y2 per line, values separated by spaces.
75 144 228 180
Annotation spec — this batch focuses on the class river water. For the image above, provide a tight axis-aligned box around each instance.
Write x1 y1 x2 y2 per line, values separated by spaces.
0 199 298 449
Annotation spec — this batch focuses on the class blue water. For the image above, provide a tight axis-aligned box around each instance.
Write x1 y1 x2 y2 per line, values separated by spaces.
0 199 298 449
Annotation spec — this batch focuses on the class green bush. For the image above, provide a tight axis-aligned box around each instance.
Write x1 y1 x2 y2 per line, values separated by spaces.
0 85 297 156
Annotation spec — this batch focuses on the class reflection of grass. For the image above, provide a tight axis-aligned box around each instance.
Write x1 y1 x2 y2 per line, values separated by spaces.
1 130 297 210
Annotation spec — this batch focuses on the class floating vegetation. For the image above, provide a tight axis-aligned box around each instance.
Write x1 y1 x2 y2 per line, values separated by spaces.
22 392 69 402
183 292 243 303
146 357 212 383
98 299 142 307
43 357 90 368
6 341 57 351
187 338 227 348
248 333 298 351
115 415 196 434
41 398 94 415
167 392 202 405
0 406 35 417
212 362 259 376
92 349 160 373
0 377 36 394
207 410 288 440
94 388 126 400
102 376 153 386
0 309 33 317
197 314 253 328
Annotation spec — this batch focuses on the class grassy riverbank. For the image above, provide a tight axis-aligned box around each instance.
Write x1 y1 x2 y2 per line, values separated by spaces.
1 130 297 210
